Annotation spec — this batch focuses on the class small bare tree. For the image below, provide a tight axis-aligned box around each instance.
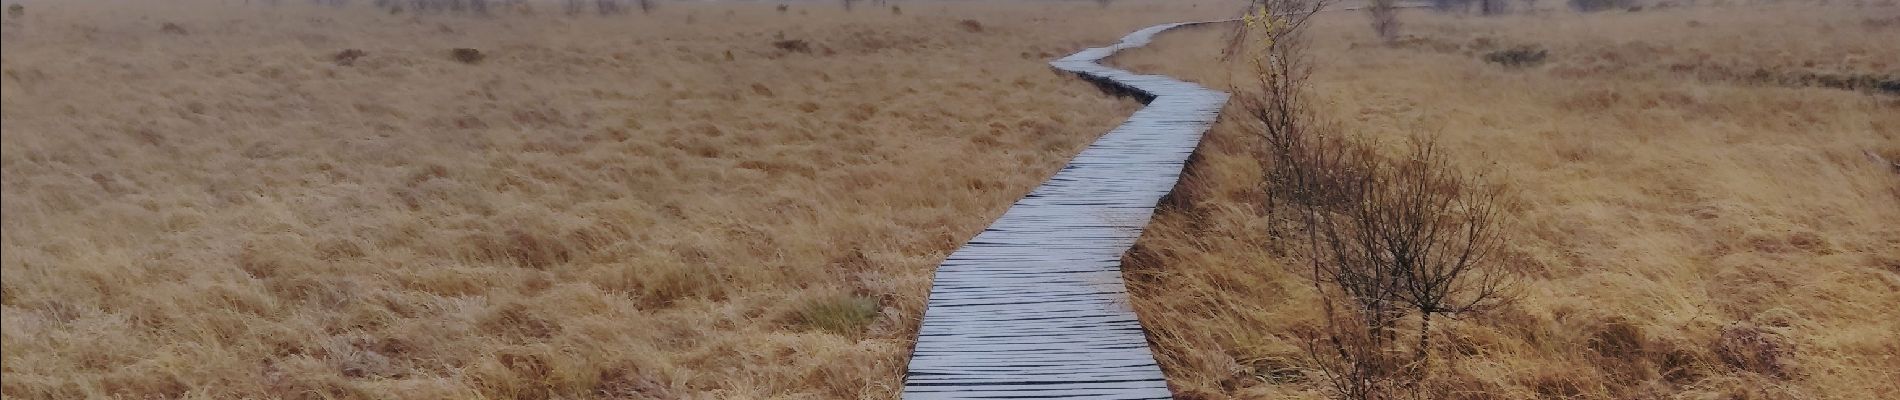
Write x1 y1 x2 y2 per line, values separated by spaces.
636 0 653 14
597 0 622 15
1235 1 1518 399
841 0 859 11
1311 135 1514 375
1384 138 1513 369
564 0 585 15
1230 0 1332 231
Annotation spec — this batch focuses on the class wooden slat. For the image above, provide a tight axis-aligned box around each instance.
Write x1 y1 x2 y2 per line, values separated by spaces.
901 21 1230 400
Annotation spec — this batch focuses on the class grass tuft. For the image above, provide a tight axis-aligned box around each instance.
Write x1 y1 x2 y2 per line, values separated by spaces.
796 294 881 336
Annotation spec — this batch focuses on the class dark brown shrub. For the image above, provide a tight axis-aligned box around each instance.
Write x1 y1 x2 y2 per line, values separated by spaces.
332 49 366 66
478 302 558 340
1716 323 1796 378
1865 16 1900 29
1483 46 1548 68
771 39 811 53
159 22 188 35
958 19 984 33
1587 317 1648 359
450 48 485 64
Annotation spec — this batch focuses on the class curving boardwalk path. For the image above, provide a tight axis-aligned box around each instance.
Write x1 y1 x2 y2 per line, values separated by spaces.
902 22 1229 400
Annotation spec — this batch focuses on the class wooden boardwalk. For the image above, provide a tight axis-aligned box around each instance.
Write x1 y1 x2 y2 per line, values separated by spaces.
902 22 1229 400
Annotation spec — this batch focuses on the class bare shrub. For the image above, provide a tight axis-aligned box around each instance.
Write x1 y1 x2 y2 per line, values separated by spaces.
332 49 367 66
1236 2 1410 398
1483 45 1548 67
1866 16 1900 29
564 0 584 15
776 4 789 13
1336 136 1513 363
841 0 858 11
7 4 23 19
636 0 653 14
597 0 622 15
957 19 984 33
772 39 812 53
1237 1 1518 398
450 48 485 64
1716 323 1796 378
159 22 188 35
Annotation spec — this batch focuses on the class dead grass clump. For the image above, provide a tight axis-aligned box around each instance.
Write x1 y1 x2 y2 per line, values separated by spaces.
450 47 485 64
1865 16 1900 29
332 49 366 66
958 19 984 33
772 39 812 53
482 228 576 269
1585 317 1648 360
1482 45 1547 68
796 294 881 336
1772 71 1900 95
1574 314 1712 388
1716 323 1797 379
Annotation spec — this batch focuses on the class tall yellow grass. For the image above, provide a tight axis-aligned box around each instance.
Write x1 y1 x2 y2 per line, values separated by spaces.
0 1 1234 398
1116 4 1899 399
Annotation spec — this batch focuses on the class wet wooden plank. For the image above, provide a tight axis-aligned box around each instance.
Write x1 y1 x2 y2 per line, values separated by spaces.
901 21 1230 400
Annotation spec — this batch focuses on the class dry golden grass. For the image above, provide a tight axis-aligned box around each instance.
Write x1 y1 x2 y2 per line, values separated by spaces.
0 0 1235 398
1117 4 1899 399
